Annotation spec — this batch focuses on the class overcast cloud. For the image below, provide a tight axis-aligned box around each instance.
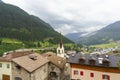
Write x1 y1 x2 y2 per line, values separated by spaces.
3 0 120 35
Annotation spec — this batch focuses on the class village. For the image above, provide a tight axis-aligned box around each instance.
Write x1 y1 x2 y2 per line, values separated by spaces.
0 35 120 80
1 0 120 80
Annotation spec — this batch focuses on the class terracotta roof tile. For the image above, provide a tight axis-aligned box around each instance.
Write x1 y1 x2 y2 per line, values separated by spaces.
0 51 33 62
12 53 49 72
43 52 66 69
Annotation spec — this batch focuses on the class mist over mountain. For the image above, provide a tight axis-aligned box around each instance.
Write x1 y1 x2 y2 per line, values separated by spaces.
65 32 87 41
0 2 72 43
76 21 120 45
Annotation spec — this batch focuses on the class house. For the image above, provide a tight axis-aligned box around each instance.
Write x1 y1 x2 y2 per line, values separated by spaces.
43 52 67 80
67 53 120 80
0 51 33 80
12 53 49 80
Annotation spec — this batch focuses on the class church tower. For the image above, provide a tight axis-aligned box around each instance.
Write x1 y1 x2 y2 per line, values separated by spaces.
57 32 65 58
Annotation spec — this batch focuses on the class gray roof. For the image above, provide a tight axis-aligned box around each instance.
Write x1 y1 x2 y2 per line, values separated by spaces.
67 53 120 68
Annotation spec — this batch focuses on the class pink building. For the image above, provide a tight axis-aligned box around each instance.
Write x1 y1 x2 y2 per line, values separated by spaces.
67 53 120 80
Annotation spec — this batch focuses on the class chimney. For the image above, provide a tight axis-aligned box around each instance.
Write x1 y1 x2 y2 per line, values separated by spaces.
71 53 75 57
2 52 9 57
98 57 103 64
58 60 61 64
105 54 109 59
29 55 37 60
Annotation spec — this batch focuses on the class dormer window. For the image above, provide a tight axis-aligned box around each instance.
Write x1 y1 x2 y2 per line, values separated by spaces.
79 57 85 64
103 59 110 67
89 59 96 65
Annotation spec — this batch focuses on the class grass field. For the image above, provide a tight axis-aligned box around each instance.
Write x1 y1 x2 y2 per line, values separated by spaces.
2 38 22 44
91 42 120 48
0 38 23 56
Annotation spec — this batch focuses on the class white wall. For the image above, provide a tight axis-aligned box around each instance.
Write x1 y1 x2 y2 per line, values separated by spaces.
71 68 120 80
0 61 12 80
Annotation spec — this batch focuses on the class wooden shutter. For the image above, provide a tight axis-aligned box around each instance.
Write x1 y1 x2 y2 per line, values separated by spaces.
102 75 104 79
108 75 110 80
90 73 94 77
80 71 84 76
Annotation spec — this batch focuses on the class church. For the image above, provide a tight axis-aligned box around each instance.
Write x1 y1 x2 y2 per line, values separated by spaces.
56 33 65 58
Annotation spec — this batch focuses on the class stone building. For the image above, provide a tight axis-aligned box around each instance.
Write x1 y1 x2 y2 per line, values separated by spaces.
43 52 67 80
12 53 49 80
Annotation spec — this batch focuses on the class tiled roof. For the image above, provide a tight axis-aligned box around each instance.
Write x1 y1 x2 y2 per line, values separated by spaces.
42 52 57 57
67 53 120 68
43 52 66 69
12 53 49 72
0 51 33 62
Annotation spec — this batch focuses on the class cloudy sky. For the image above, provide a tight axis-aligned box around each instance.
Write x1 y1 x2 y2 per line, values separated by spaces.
3 0 120 35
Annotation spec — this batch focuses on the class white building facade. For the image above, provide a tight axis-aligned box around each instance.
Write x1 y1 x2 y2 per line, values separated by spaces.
0 61 12 80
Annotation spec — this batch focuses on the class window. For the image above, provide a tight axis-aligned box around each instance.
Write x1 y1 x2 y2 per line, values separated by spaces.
102 75 110 80
74 70 78 75
0 63 2 68
15 77 22 80
90 73 94 77
16 65 21 70
80 71 84 76
50 72 57 77
7 64 10 68
58 50 60 53
51 66 55 70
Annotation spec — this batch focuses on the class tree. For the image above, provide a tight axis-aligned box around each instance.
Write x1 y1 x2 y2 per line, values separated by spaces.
37 42 41 47
0 39 2 45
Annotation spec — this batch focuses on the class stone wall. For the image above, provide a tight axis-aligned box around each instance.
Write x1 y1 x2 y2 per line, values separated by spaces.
12 62 30 80
12 62 49 80
31 63 48 80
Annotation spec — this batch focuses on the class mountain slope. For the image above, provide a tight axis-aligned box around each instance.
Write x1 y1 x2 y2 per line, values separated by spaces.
76 21 120 45
65 32 87 41
0 2 72 43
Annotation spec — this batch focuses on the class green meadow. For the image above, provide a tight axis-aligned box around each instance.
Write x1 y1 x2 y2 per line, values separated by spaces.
91 41 120 48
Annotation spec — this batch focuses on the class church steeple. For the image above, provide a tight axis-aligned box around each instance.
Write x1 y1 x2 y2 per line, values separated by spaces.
57 32 65 58
59 32 63 48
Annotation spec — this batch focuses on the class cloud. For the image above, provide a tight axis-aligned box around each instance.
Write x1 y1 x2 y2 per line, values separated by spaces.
3 0 120 35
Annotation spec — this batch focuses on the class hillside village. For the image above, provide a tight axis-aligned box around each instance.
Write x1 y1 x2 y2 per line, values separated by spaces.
1 35 120 80
1 1 120 80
